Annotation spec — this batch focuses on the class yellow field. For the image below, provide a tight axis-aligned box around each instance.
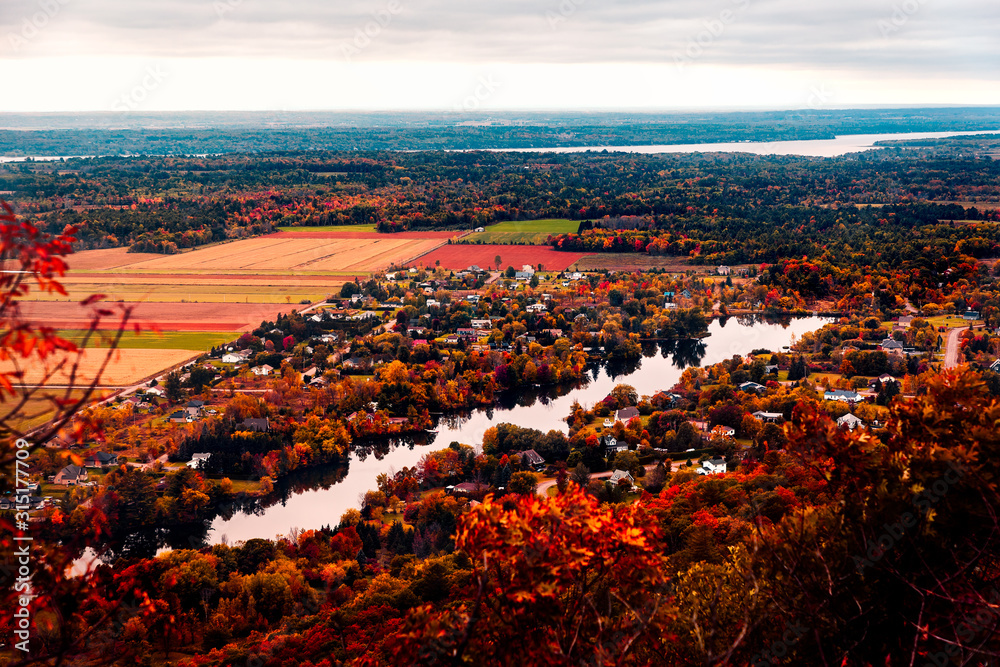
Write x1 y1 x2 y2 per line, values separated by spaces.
2 348 198 387
101 237 441 273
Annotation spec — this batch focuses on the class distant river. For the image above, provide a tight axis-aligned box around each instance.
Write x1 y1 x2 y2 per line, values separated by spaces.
491 130 1000 158
208 315 829 545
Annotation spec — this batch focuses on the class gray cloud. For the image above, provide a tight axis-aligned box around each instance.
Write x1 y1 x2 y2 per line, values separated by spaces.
1 0 997 79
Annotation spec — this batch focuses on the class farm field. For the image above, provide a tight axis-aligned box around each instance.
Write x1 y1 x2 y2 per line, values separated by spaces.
275 227 463 240
571 253 694 272
26 282 333 304
57 330 239 350
109 236 444 273
5 389 92 433
20 301 291 331
1 348 199 387
420 244 589 271
459 219 580 244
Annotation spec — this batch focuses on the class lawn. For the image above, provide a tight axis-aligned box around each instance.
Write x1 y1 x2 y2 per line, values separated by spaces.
460 219 580 245
58 330 240 351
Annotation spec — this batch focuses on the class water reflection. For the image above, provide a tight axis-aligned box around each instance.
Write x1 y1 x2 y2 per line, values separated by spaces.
204 316 828 544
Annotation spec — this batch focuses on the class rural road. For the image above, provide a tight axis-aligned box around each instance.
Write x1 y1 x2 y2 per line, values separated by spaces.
943 324 983 369
943 326 963 368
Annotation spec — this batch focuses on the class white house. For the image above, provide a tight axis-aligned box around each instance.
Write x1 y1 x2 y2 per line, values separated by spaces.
608 470 635 487
250 364 274 376
697 458 727 475
836 413 865 430
717 265 731 276
824 389 861 403
187 453 212 469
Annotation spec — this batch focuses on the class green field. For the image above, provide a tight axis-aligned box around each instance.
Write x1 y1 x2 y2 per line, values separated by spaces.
58 330 239 350
276 223 378 233
459 219 580 244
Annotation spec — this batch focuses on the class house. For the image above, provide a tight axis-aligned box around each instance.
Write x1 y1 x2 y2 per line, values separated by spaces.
711 425 736 438
471 319 492 330
54 465 88 486
990 359 1000 373
764 364 779 375
752 411 783 423
521 264 535 275
663 302 678 310
241 417 270 432
603 435 627 453
717 265 731 276
697 458 728 476
187 453 212 469
474 226 485 232
145 386 165 397
186 399 205 410
824 389 861 403
448 482 484 495
739 381 766 394
83 451 118 468
869 374 898 390
514 271 533 281
836 413 865 430
168 410 192 423
897 316 913 327
348 411 376 424
516 449 545 470
616 406 640 422
250 364 274 376
963 310 981 321
880 338 905 352
526 303 547 313
608 470 635 487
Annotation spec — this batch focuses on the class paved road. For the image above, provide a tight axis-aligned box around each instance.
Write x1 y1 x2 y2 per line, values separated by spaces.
943 325 983 369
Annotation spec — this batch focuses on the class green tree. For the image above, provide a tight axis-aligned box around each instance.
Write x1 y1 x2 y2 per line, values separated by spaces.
508 471 538 495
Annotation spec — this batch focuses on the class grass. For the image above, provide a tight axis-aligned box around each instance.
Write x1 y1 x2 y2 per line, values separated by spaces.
459 219 580 245
926 315 976 329
58 330 240 351
276 223 378 233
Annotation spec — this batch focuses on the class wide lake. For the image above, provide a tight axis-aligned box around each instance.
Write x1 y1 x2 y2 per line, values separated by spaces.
208 316 829 544
493 130 1000 158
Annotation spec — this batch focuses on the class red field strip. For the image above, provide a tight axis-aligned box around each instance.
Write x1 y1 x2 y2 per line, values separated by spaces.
418 244 589 271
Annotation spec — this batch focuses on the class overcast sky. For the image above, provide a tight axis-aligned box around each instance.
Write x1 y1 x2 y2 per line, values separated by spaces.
1 0 998 111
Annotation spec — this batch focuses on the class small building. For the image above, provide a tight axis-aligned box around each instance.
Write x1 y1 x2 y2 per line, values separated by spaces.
83 451 118 468
241 417 270 432
448 482 484 495
169 410 192 423
616 406 640 422
880 339 905 352
824 389 861 403
603 435 627 453
697 458 727 476
250 364 274 376
963 310 981 321
187 453 212 469
752 411 783 423
739 381 766 394
711 425 736 438
516 449 545 470
54 465 88 486
717 265 731 276
608 470 635 487
836 413 865 431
